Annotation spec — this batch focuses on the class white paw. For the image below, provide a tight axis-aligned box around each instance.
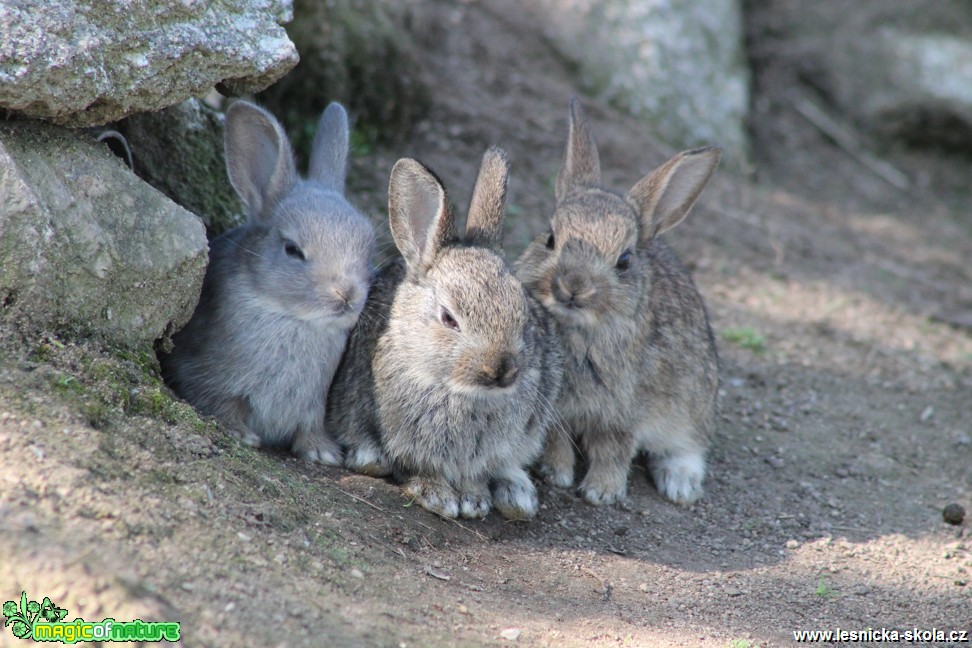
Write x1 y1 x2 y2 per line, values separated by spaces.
459 490 492 519
294 444 343 466
345 443 393 477
537 462 574 489
229 428 263 448
492 473 539 520
577 465 629 506
652 453 705 505
577 482 627 506
292 431 343 465
404 477 460 519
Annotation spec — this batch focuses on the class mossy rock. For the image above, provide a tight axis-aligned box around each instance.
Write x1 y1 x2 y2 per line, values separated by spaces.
119 99 246 238
257 0 429 165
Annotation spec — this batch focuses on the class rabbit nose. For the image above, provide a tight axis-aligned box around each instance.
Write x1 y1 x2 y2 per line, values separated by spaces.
332 284 356 308
552 274 590 308
479 354 519 389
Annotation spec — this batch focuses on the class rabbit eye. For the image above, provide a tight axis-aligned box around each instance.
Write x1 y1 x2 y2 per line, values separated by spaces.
616 250 632 271
545 232 555 249
284 240 305 261
439 306 460 331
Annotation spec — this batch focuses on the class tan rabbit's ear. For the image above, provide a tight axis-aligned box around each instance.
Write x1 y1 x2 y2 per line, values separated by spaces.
464 147 510 252
627 147 721 245
555 97 602 202
309 102 349 194
224 101 298 221
388 158 457 274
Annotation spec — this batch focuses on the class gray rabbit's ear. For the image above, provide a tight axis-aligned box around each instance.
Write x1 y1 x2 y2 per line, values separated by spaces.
388 158 456 275
627 147 721 245
463 146 510 252
555 97 602 202
309 102 349 194
224 101 298 221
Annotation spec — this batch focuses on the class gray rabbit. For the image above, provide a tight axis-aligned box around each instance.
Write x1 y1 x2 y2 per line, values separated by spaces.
328 148 563 520
515 99 720 505
160 100 375 463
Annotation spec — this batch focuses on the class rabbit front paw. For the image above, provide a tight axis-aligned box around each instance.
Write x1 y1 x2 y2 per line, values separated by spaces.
538 430 576 488
458 481 492 519
345 442 393 477
404 476 460 519
652 453 705 505
291 428 343 465
492 468 539 520
228 427 263 448
577 467 628 506
537 461 574 488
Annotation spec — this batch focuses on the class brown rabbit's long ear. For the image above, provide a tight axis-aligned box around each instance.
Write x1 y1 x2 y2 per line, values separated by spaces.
627 147 721 245
308 102 349 194
555 97 602 202
464 147 510 252
388 158 457 275
224 101 298 222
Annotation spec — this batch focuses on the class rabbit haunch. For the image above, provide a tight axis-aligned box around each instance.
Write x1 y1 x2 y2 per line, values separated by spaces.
515 98 720 506
160 101 375 464
328 148 564 521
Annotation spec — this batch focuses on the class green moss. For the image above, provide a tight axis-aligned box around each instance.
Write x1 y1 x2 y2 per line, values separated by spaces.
144 467 180 485
125 386 194 426
50 373 85 396
120 101 245 238
722 327 767 353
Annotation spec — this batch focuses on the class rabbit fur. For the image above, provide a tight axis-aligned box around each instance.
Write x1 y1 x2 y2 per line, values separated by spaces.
515 98 720 506
328 147 563 520
160 100 375 464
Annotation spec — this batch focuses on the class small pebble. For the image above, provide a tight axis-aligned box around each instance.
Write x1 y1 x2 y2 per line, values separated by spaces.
638 583 650 592
943 503 965 526
785 539 799 549
919 405 934 422
500 628 521 642
350 568 364 579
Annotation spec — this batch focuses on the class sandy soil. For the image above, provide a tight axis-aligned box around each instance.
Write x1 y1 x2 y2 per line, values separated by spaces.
2 1 971 647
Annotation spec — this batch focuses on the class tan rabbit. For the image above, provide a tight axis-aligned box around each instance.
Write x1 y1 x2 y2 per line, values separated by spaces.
328 148 563 520
515 98 720 505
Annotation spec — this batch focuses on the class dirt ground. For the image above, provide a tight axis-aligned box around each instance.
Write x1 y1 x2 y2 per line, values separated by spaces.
2 1 971 646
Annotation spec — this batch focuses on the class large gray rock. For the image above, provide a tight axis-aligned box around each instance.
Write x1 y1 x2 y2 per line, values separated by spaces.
0 120 208 348
827 29 972 150
120 99 245 238
747 0 972 152
0 0 298 128
536 0 750 164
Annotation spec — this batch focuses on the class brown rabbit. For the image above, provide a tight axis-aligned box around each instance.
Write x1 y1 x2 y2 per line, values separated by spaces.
515 98 720 505
327 148 563 520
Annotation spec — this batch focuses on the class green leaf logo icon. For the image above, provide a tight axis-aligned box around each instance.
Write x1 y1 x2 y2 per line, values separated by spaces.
3 591 69 641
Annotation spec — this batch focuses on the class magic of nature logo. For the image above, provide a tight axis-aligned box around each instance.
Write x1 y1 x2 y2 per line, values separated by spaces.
3 592 181 643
